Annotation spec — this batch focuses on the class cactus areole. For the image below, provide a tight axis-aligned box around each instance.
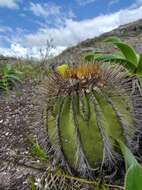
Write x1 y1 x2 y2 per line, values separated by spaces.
43 62 140 178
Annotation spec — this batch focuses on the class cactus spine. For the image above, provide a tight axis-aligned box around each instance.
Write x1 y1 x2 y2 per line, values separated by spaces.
43 62 140 179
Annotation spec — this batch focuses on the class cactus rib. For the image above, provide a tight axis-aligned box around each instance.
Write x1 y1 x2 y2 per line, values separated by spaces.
41 62 142 181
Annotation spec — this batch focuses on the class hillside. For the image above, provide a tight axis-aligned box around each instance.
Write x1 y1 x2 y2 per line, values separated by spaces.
50 18 142 67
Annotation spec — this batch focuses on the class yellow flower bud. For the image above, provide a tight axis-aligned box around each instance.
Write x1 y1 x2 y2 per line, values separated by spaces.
56 64 69 75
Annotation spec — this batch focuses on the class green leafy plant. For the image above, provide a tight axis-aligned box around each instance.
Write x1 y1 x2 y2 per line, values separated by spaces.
32 143 47 161
29 177 36 190
118 141 142 190
85 37 142 94
125 164 142 190
0 63 21 94
85 36 140 74
29 139 48 161
41 62 142 188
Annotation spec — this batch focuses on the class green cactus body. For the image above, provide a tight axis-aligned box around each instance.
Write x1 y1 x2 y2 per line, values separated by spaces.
44 63 136 178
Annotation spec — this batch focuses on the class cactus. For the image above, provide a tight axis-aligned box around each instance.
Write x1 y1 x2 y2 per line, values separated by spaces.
42 62 142 180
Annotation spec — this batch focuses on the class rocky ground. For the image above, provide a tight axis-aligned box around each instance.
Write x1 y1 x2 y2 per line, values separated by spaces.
0 80 48 190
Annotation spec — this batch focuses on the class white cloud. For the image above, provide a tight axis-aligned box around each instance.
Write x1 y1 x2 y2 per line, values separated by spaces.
0 26 13 33
0 4 142 59
11 43 28 56
76 0 96 6
30 2 61 17
108 0 119 7
29 2 75 27
0 43 66 59
68 9 76 19
0 28 7 33
136 0 142 4
0 0 19 9
24 15 119 47
0 44 27 57
23 5 142 49
130 0 142 8
118 5 142 23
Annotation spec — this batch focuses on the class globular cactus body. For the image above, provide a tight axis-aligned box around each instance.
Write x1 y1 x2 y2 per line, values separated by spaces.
43 62 140 179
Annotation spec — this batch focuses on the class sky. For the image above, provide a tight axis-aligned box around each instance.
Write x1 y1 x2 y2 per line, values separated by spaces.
0 0 142 59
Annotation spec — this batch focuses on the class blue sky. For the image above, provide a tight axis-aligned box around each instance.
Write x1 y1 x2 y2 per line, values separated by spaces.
0 0 142 58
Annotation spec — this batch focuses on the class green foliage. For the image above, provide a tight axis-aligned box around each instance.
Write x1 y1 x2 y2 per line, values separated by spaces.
31 141 48 161
104 36 122 43
136 54 142 75
0 63 21 94
118 140 137 169
85 53 136 72
105 36 139 67
125 164 142 190
29 177 36 190
85 36 142 76
118 141 142 190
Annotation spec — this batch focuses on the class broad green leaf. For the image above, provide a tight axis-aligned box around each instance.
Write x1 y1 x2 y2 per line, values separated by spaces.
117 140 142 190
89 53 136 73
114 42 138 66
136 54 142 76
125 164 142 190
8 74 21 82
104 36 138 66
104 36 122 43
117 140 137 169
85 51 124 62
85 53 95 62
93 53 124 62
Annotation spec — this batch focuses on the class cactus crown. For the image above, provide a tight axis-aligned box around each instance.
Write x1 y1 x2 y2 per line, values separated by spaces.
42 62 142 180
46 62 126 97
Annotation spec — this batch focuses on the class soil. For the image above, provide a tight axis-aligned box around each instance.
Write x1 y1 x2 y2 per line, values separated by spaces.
0 80 48 190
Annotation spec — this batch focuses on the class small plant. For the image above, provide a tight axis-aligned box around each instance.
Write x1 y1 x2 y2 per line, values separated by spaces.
0 63 21 94
118 140 142 190
31 141 48 161
85 36 142 94
41 61 142 188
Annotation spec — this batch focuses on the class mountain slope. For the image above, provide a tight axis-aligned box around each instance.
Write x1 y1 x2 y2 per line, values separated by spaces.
50 18 142 67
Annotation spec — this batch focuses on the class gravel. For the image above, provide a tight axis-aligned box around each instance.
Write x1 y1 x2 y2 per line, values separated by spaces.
0 80 48 189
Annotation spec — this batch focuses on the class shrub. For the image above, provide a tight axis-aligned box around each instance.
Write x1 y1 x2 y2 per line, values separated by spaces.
0 63 21 94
